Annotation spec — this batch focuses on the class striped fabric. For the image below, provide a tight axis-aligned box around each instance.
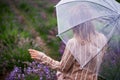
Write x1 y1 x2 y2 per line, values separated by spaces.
38 34 106 80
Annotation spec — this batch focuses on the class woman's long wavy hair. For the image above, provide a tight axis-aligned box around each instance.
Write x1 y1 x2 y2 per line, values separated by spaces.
70 4 97 44
73 21 96 43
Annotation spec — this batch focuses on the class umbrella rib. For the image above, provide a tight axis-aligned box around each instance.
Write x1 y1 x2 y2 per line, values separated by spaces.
103 0 118 12
57 15 117 35
56 1 118 14
116 21 120 32
99 17 115 32
82 20 117 68
101 14 120 31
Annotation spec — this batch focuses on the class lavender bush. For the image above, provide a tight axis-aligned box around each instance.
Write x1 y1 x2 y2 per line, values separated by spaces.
99 35 120 80
5 40 64 80
6 61 57 80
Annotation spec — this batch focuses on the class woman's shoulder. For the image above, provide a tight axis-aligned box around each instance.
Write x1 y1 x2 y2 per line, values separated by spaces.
67 38 76 44
96 32 107 40
66 38 76 47
95 32 107 45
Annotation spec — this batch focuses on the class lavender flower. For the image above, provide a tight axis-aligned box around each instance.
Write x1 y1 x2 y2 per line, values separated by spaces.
6 61 57 80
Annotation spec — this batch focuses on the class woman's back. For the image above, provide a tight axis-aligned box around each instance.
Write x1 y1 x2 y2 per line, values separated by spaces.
58 32 107 80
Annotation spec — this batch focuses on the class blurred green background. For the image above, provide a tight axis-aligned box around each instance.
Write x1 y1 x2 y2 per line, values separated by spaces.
0 0 60 79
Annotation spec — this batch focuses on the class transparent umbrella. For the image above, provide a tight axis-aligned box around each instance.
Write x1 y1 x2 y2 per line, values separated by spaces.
55 0 120 80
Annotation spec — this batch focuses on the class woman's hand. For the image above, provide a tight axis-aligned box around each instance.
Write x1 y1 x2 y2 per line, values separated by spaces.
28 49 45 60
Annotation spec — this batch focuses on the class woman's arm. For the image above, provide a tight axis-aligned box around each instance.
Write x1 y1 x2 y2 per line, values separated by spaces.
28 47 75 73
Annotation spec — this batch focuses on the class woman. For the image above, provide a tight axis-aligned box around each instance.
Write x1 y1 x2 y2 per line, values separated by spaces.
28 21 107 80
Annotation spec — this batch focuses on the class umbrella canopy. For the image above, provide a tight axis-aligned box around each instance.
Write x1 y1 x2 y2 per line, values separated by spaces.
55 0 120 79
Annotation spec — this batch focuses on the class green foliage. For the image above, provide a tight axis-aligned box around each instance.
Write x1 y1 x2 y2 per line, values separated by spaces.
46 5 55 13
116 0 120 3
0 0 60 78
25 74 39 80
0 0 33 75
18 0 34 13
12 0 60 59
